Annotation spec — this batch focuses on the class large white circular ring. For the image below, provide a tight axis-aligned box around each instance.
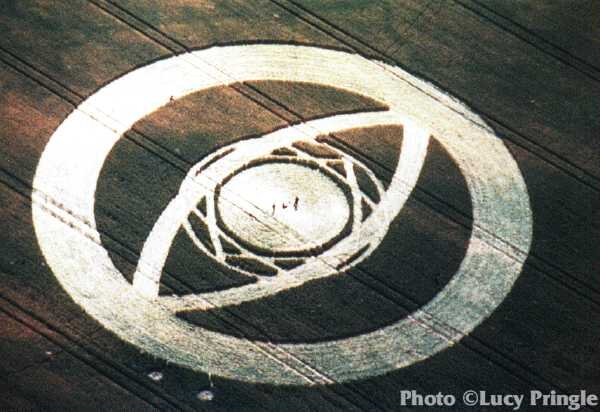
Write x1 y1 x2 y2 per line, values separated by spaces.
32 44 532 385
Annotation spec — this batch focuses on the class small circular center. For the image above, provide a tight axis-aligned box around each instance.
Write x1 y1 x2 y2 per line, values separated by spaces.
217 162 351 254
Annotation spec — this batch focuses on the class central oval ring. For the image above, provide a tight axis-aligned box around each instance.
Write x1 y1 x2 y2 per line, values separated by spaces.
216 160 352 256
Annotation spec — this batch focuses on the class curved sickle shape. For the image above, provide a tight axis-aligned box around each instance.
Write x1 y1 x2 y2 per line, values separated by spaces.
132 109 430 311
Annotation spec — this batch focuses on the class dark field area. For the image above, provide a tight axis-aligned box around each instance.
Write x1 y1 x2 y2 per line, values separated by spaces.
0 1 599 411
